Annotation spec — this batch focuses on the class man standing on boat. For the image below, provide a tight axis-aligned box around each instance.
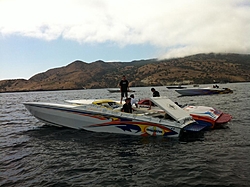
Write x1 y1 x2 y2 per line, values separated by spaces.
119 75 129 104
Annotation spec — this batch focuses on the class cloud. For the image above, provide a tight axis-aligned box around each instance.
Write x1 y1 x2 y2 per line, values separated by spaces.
0 0 249 58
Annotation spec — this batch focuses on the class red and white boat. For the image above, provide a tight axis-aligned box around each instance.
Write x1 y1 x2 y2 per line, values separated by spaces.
137 99 232 129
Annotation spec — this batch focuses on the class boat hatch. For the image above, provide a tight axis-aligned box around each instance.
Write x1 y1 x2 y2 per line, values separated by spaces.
150 97 191 122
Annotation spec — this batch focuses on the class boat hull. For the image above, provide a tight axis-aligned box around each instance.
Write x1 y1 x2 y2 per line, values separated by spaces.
24 102 197 137
182 105 232 129
166 86 186 89
175 88 233 96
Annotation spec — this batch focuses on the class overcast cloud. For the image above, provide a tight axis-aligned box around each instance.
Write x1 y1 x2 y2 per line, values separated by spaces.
0 0 249 59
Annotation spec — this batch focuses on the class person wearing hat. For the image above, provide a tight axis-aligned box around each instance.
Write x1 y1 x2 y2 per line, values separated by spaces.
121 98 132 113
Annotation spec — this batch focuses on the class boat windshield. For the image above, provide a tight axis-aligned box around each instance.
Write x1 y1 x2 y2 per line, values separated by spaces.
95 101 121 109
108 102 121 109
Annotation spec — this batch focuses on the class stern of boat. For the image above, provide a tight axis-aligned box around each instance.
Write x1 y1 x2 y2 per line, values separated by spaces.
179 122 206 141
214 113 232 128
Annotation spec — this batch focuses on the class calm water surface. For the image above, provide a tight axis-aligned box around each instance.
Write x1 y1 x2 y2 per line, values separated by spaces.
1 83 250 187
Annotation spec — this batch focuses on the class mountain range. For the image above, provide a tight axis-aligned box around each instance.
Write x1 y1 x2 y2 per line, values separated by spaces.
1 53 249 93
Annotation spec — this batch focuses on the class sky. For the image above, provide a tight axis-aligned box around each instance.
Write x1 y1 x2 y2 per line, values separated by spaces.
0 0 250 80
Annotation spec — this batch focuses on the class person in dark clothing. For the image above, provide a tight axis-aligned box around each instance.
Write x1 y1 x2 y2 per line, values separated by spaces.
149 88 160 110
119 75 129 104
121 98 132 113
151 88 160 97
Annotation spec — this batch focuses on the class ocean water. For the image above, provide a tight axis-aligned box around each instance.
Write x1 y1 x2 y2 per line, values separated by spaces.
1 83 250 187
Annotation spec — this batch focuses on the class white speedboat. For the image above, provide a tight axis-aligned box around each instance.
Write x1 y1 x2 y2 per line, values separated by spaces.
24 97 205 138
175 87 233 96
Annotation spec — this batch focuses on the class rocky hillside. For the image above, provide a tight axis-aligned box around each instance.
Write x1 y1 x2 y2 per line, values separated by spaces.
0 53 250 92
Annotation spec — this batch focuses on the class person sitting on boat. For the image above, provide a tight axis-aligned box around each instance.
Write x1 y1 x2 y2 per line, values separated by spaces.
213 84 219 88
148 88 160 110
121 98 132 113
130 94 138 108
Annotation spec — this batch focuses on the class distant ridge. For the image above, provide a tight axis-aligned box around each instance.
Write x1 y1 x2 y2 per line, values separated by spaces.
0 53 250 93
